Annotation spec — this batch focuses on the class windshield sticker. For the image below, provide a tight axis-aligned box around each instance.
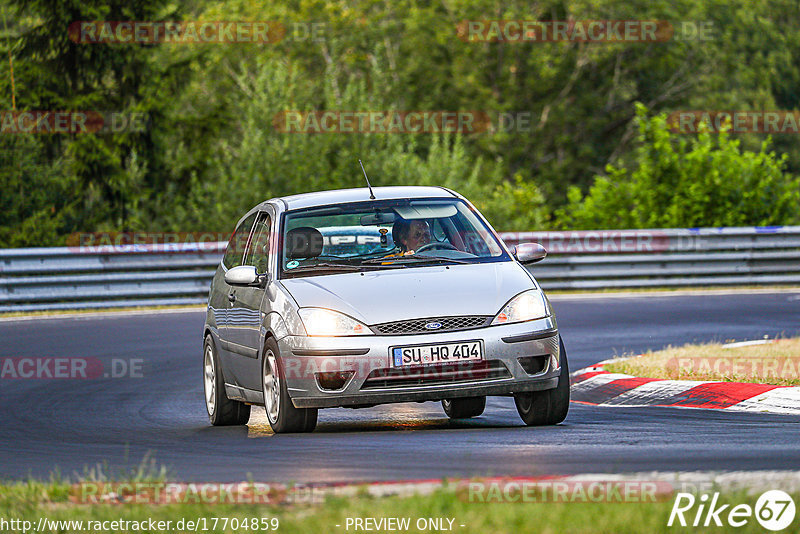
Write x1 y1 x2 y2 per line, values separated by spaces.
286 260 300 269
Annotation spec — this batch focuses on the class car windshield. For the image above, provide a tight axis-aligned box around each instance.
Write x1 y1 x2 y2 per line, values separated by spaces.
279 198 508 278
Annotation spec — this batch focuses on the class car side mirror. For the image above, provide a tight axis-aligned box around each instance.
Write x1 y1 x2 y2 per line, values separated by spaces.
513 242 547 264
225 265 270 287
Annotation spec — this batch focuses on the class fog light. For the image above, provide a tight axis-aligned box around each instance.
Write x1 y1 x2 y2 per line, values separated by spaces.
316 371 355 391
517 355 548 375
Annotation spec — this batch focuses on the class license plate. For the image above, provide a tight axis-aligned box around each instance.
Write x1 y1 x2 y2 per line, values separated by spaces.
391 340 483 367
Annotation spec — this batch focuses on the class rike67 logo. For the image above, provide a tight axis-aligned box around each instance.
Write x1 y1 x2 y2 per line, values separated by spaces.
668 490 796 530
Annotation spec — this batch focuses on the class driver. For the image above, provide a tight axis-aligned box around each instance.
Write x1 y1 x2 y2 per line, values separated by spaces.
392 218 432 254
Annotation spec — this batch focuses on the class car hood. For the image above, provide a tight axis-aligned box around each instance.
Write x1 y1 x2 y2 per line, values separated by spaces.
278 261 537 325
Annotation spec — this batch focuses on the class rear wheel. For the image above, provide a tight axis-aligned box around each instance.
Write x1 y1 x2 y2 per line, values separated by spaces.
262 337 317 433
204 335 251 426
514 336 570 426
442 396 486 419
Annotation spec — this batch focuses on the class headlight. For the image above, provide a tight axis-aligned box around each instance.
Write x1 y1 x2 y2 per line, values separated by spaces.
491 290 549 325
297 308 371 336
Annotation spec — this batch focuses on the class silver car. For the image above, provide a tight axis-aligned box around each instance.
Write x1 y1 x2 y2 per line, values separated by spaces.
203 186 569 433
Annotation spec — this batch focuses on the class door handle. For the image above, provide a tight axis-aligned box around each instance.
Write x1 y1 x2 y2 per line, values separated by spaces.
228 292 236 303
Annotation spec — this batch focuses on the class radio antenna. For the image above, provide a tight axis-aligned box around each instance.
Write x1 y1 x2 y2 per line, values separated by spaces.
359 159 376 200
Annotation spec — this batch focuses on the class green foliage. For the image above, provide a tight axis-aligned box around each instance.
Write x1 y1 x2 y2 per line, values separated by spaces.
0 135 71 246
2 0 800 246
152 55 548 233
558 104 800 229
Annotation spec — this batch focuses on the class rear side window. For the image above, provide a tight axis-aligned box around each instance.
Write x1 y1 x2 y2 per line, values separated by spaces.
222 213 257 269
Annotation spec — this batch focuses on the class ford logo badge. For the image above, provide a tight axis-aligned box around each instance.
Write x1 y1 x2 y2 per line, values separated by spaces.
425 322 442 330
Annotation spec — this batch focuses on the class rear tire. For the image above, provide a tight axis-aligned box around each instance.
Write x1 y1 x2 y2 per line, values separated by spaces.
442 396 486 418
204 335 251 426
514 336 570 426
262 337 317 433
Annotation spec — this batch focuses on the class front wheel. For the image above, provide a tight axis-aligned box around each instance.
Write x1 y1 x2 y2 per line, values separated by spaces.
442 396 486 418
514 336 570 426
203 335 251 426
262 338 317 433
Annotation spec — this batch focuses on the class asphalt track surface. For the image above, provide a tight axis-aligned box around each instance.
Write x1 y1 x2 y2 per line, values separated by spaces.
1 291 799 483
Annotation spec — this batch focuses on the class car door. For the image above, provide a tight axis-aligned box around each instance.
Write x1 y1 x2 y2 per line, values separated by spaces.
225 210 273 392
217 212 258 386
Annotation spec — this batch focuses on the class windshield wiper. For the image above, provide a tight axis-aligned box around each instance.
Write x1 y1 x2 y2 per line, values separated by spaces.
362 255 471 265
283 262 402 275
283 262 363 275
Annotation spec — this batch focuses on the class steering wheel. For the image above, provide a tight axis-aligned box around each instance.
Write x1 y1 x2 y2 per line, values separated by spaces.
415 242 459 253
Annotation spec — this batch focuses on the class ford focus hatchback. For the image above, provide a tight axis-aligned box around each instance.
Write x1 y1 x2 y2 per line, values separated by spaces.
203 186 569 433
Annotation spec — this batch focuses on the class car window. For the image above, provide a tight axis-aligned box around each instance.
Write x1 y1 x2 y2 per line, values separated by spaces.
245 212 272 274
222 212 257 270
280 198 509 278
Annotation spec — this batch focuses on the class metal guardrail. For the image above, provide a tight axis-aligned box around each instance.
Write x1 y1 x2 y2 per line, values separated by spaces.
1 227 799 313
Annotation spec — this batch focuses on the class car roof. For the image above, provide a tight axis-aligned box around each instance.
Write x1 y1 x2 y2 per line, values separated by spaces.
274 186 457 211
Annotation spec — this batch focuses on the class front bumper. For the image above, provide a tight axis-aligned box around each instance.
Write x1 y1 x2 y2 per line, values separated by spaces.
277 317 561 409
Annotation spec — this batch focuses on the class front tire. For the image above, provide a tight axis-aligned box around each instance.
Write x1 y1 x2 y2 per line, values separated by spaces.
262 337 317 433
514 336 570 426
204 335 251 426
442 396 486 418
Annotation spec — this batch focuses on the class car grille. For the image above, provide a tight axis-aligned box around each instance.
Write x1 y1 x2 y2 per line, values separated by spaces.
371 316 491 335
360 360 511 390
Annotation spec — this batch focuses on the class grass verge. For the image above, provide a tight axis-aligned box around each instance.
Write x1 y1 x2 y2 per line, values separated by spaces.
604 338 800 386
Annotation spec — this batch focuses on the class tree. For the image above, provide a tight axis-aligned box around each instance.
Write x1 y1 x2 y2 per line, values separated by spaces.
557 103 800 229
